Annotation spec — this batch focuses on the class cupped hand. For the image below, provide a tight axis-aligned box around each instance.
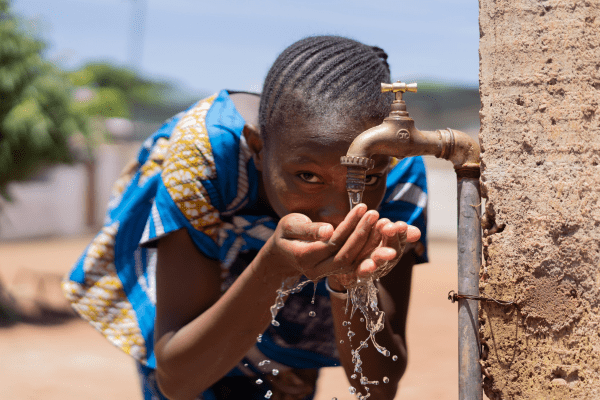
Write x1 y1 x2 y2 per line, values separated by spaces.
331 211 421 289
264 204 420 286
265 204 384 282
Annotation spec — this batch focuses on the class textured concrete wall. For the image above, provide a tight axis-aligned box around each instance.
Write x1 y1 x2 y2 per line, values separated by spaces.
479 1 600 398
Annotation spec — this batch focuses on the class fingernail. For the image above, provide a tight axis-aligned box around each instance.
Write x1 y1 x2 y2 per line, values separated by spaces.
318 226 329 238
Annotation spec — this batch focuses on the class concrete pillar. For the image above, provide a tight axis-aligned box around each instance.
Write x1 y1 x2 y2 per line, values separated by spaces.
479 0 600 398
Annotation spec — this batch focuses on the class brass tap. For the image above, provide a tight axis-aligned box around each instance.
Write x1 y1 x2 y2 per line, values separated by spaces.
341 80 481 194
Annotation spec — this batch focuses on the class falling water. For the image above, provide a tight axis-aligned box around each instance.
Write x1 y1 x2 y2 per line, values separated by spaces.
348 191 363 209
344 196 389 398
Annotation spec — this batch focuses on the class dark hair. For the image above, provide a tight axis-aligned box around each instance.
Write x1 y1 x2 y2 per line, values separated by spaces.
258 35 392 144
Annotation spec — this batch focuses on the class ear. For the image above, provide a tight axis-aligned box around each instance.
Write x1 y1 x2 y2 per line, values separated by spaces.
243 123 264 171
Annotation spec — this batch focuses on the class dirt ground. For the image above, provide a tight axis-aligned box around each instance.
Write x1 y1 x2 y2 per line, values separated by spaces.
0 235 468 400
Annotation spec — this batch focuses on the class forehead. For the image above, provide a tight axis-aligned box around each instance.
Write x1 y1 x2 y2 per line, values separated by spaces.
268 116 378 152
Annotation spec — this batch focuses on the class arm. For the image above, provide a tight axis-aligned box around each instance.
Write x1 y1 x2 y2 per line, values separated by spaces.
154 204 396 400
154 228 293 400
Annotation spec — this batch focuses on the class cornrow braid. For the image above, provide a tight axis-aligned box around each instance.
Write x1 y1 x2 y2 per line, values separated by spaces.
259 36 392 145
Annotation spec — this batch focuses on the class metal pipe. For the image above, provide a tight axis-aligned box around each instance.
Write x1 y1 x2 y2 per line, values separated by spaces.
457 174 483 400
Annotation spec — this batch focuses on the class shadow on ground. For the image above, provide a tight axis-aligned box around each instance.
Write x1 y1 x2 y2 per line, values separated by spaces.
0 269 76 327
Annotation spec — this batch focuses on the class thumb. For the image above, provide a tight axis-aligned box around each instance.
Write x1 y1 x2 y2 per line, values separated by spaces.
280 214 333 241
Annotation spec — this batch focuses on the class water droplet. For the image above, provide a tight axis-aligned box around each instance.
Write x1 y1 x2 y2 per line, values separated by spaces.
272 369 279 376
309 311 316 317
381 349 390 357
271 320 280 327
265 389 273 398
340 340 344 344
351 374 357 379
349 386 357 394
347 330 355 338
256 379 263 385
332 398 338 400
244 363 248 367
360 317 365 322
257 334 263 343
258 360 271 367
365 387 370 391
392 355 398 361
383 377 389 384
311 281 317 304
343 321 348 327
360 376 368 384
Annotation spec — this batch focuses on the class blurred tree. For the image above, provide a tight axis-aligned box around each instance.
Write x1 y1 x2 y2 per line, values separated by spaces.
68 62 199 127
0 0 89 200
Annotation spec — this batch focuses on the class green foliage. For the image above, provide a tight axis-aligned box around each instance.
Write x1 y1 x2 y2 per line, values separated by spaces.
0 0 88 199
68 62 190 122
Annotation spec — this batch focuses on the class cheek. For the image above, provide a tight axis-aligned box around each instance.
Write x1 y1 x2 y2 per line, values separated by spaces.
363 184 387 210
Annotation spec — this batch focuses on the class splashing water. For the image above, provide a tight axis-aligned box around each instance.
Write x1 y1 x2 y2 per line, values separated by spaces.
342 197 393 396
311 281 318 304
265 390 273 398
258 360 270 367
270 278 312 326
256 334 262 343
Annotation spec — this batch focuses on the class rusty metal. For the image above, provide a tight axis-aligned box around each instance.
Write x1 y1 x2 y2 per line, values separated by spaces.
448 290 517 308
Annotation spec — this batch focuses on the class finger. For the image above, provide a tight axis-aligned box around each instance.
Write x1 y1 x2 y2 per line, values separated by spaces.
356 247 397 277
354 218 386 261
327 203 367 246
280 214 333 241
333 210 379 265
380 220 407 237
406 225 421 243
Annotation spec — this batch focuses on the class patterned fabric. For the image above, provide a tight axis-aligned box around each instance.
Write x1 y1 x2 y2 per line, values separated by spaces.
62 90 428 399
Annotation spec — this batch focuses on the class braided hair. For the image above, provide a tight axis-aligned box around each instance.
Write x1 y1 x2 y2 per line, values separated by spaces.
259 36 393 145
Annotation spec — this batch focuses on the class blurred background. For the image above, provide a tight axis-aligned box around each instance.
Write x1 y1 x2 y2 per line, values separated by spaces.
0 0 481 399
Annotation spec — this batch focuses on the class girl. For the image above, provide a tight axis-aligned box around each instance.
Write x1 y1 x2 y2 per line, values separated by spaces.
63 35 427 400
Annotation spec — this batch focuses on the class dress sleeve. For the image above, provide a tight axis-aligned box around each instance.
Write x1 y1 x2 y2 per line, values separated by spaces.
137 93 221 259
138 90 256 260
378 156 429 263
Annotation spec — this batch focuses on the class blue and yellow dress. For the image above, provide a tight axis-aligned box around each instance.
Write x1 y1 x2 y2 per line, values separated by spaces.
62 90 428 400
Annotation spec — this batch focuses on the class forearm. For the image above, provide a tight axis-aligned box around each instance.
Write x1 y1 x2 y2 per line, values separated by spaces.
329 277 407 399
155 240 301 400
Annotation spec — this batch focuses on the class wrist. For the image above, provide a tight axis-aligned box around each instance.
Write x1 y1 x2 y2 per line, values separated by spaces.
325 276 348 300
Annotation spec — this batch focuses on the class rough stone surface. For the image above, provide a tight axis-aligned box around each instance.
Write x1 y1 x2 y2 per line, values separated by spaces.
479 0 600 398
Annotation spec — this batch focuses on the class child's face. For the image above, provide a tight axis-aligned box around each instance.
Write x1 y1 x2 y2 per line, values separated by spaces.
257 117 391 228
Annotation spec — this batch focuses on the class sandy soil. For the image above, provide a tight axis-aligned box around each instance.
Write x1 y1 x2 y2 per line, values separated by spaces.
0 236 468 400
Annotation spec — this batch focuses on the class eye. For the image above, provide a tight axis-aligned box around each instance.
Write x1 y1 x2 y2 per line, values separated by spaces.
298 172 323 184
365 175 381 186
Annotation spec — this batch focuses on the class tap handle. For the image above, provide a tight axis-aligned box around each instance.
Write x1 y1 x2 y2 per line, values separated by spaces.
381 81 418 94
381 81 417 101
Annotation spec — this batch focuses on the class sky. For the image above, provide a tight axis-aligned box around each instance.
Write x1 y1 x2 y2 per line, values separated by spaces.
12 0 480 95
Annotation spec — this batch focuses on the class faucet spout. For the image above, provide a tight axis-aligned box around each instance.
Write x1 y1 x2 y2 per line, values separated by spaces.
344 117 480 170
